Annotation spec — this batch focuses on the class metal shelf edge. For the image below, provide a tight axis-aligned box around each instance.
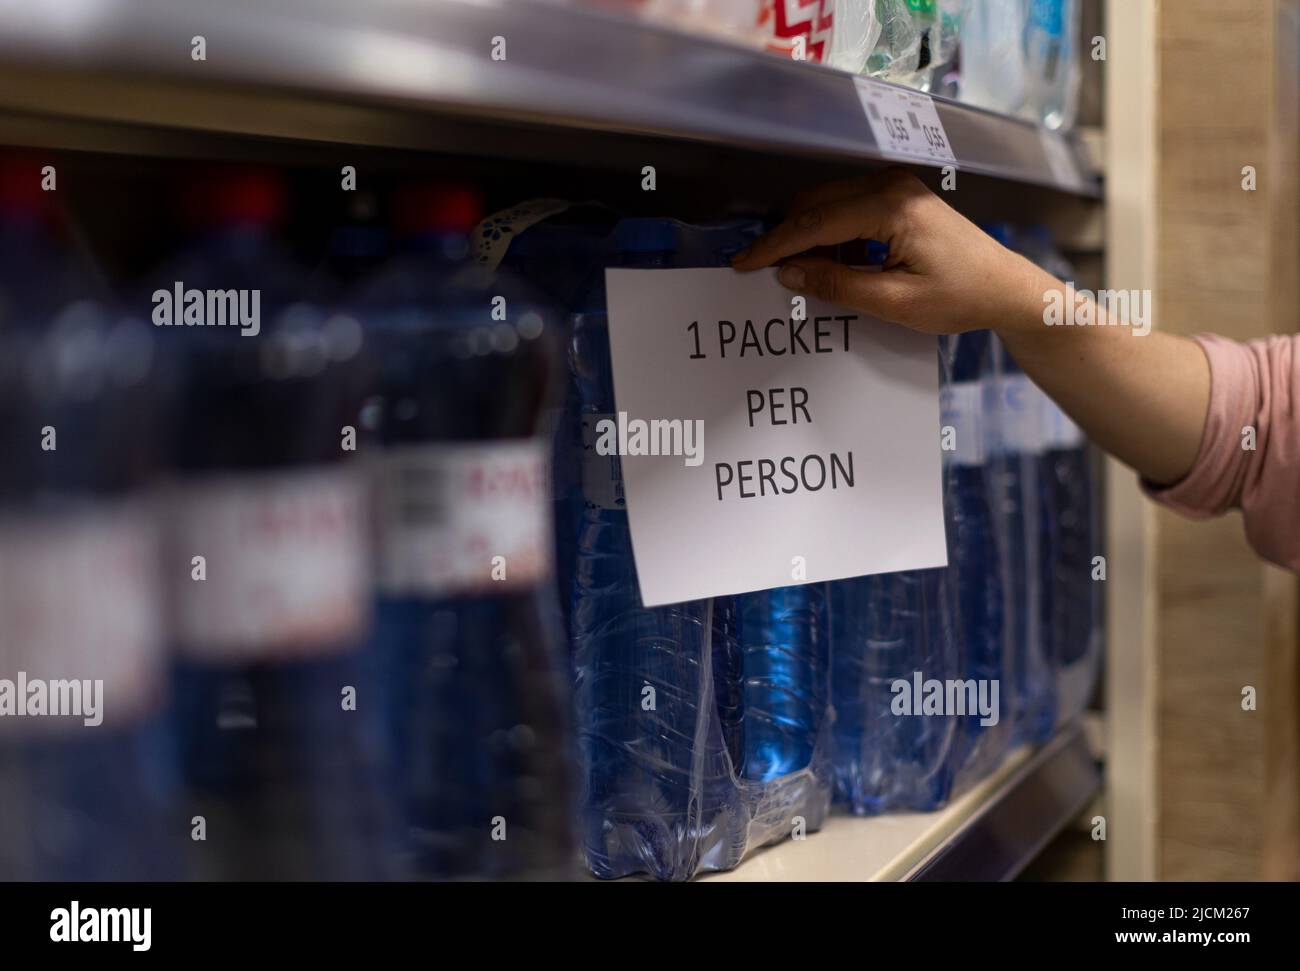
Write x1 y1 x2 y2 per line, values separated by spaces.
0 0 1099 196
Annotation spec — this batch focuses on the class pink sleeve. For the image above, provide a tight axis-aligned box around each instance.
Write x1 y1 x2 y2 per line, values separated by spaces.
1144 334 1300 572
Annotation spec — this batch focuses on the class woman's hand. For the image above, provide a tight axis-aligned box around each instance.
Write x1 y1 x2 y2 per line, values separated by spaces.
730 168 1056 336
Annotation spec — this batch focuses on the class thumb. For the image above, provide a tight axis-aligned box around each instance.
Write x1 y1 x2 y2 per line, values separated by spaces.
777 257 916 325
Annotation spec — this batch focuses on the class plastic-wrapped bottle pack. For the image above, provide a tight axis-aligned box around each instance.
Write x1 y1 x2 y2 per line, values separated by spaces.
1016 227 1101 726
560 216 835 878
959 0 1030 115
826 0 881 73
866 0 939 88
567 218 747 880
830 241 961 814
737 584 833 839
979 227 1057 745
831 424 959 811
942 330 1015 789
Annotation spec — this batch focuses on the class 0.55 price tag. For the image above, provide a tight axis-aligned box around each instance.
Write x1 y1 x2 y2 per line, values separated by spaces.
854 78 957 166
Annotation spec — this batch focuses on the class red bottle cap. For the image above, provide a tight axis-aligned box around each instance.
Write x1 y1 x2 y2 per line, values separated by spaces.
0 153 54 220
392 184 483 236
179 166 287 230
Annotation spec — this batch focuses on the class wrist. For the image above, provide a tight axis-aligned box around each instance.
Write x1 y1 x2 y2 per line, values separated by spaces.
990 258 1061 341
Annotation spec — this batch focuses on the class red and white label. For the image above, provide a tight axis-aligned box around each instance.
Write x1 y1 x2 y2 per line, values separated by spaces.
760 0 834 62
0 502 164 731
165 467 370 661
373 440 550 598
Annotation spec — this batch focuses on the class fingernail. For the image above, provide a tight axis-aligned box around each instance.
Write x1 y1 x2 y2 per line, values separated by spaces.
730 246 752 265
778 265 805 289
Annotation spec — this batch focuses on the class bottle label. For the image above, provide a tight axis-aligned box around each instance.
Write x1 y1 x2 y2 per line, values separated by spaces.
166 467 369 661
1041 399 1085 450
940 381 986 467
580 413 626 511
374 439 550 597
0 501 164 733
995 374 1045 455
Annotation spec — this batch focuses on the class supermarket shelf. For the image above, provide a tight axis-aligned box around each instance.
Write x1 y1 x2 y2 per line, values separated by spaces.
0 0 1098 196
703 724 1100 882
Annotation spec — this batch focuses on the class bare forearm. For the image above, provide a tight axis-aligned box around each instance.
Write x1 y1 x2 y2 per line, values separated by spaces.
997 277 1211 486
731 171 1214 486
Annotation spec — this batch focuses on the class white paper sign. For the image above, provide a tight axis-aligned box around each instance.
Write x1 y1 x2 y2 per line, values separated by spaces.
855 79 957 165
603 267 948 607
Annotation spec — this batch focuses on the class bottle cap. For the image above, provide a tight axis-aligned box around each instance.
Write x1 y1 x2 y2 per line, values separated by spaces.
180 167 286 230
866 239 890 266
0 154 53 220
392 184 483 237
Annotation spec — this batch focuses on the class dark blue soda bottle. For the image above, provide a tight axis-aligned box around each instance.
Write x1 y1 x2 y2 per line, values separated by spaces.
155 168 395 880
0 155 181 880
359 184 576 879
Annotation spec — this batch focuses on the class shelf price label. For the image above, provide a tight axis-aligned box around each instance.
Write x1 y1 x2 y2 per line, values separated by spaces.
855 79 957 166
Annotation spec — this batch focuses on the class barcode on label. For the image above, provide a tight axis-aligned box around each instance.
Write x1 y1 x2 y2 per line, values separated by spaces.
389 463 448 525
908 111 920 128
867 102 881 121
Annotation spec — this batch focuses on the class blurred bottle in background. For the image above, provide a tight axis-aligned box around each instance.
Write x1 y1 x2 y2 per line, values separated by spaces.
1024 0 1080 130
359 184 576 880
867 0 938 88
0 155 181 880
959 0 1029 115
925 0 969 95
311 189 391 300
155 167 395 880
826 0 881 73
645 0 767 47
501 212 615 646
